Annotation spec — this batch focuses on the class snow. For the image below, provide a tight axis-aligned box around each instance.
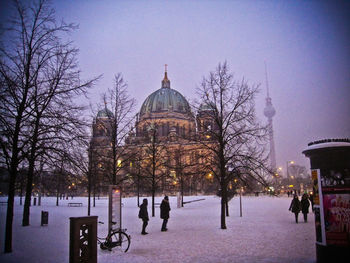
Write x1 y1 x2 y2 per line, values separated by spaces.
0 195 316 263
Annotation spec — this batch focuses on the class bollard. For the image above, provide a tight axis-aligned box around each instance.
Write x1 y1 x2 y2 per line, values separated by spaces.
41 211 48 226
177 192 181 208
303 139 350 263
33 197 37 206
69 216 97 263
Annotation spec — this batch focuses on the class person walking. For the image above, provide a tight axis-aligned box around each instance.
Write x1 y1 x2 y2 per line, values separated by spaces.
301 193 310 222
139 198 149 235
289 194 301 223
160 195 171 231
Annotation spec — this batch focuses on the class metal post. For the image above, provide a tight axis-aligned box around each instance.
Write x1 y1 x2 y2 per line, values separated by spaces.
239 187 242 217
88 147 92 216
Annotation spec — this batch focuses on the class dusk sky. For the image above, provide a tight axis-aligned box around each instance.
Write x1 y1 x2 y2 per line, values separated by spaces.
1 0 349 174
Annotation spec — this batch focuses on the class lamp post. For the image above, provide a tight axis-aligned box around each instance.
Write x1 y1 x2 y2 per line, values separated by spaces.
286 160 294 193
286 160 294 178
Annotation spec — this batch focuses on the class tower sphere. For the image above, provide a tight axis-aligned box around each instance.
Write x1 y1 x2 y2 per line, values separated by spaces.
264 98 276 118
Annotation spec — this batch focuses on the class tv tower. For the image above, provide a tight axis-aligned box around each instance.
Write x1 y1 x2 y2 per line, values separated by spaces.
263 62 276 172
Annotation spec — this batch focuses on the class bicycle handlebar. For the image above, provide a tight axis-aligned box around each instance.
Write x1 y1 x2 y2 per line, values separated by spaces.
98 221 117 225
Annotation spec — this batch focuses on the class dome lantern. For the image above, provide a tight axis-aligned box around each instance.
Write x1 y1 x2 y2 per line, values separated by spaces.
139 67 191 118
161 64 170 89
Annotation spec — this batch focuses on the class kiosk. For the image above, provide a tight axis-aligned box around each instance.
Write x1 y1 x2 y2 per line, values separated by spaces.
303 139 350 262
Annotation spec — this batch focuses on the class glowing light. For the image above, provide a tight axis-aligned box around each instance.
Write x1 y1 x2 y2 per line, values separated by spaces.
117 160 122 167
206 135 211 139
288 185 294 188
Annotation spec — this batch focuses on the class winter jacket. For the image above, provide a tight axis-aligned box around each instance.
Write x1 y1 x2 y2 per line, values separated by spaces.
301 196 310 214
289 197 301 213
139 202 149 221
160 199 171 219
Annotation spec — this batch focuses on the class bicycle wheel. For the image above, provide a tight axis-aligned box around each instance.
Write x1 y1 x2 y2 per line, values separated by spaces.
110 231 130 252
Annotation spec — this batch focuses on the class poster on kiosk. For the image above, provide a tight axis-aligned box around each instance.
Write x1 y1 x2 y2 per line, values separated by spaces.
109 185 122 232
315 168 350 247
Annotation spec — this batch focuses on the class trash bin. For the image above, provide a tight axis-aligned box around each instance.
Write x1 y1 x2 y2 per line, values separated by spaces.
41 211 48 226
302 138 350 263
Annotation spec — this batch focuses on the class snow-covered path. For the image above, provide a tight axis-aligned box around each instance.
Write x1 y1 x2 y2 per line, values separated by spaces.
0 195 315 263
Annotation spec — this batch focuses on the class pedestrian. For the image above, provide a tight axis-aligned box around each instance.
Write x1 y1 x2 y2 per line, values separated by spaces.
138 198 149 235
301 193 310 222
160 195 171 231
289 194 301 223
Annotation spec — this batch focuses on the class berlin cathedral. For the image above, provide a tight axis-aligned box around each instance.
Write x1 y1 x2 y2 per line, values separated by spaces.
89 69 217 196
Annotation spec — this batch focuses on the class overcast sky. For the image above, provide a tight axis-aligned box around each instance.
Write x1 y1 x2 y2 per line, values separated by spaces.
1 0 349 174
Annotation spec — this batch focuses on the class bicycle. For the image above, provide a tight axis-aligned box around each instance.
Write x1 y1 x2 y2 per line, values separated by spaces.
97 221 131 252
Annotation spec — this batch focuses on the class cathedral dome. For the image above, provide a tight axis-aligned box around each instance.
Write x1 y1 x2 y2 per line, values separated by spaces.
139 71 191 117
97 108 113 118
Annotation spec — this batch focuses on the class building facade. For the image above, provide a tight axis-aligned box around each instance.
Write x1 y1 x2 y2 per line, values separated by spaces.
90 70 217 196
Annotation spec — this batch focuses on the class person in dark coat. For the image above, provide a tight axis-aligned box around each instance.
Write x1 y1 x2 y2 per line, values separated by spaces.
139 198 149 235
301 193 310 222
160 195 171 231
289 194 301 223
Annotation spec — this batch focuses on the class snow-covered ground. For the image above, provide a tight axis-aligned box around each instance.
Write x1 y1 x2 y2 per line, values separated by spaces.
0 195 316 263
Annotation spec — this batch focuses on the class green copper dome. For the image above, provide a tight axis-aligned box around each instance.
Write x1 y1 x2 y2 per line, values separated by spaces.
97 108 114 118
139 71 191 117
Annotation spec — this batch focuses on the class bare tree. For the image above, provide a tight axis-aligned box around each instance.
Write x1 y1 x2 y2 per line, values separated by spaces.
141 123 167 217
164 141 201 206
104 73 136 185
196 62 270 229
0 0 97 251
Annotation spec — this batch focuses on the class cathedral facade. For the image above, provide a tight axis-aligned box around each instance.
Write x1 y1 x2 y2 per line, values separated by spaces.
90 70 217 196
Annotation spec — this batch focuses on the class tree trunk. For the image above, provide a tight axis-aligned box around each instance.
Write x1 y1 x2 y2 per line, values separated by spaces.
152 189 155 217
137 174 140 207
22 157 36 226
20 180 23 206
56 173 60 206
88 171 91 216
226 198 229 217
220 181 227 229
181 178 184 207
4 167 17 253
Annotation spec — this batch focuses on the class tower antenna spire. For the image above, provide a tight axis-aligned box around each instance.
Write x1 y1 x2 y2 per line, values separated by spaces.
264 61 270 98
165 64 168 72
